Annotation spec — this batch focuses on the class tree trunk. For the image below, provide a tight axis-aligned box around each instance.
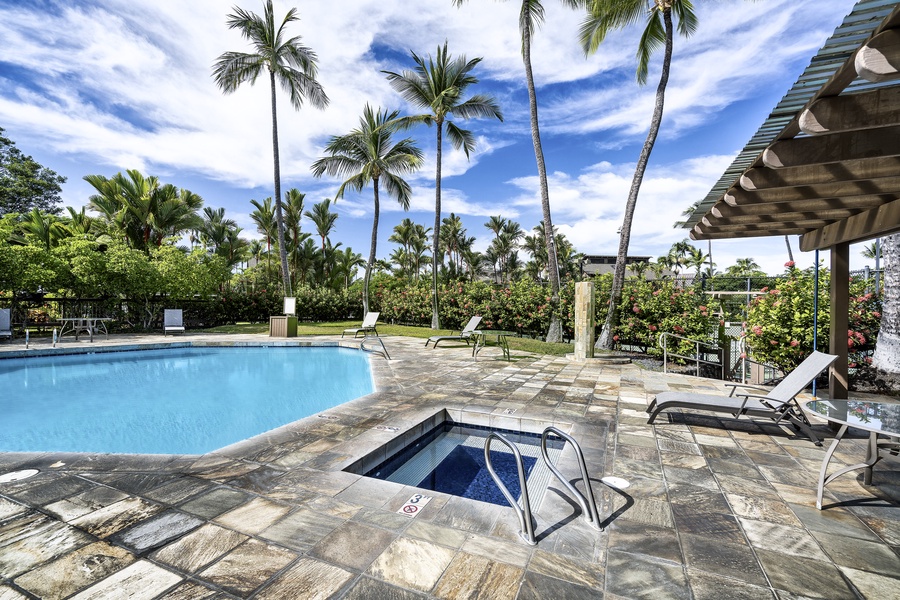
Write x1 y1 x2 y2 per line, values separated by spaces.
873 233 900 378
597 9 673 350
364 178 381 316
785 235 795 263
522 16 562 343
270 70 292 296
431 120 443 330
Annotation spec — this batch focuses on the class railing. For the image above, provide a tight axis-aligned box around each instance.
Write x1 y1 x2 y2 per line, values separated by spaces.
485 427 619 545
658 332 724 378
484 433 536 545
540 427 602 530
360 335 391 360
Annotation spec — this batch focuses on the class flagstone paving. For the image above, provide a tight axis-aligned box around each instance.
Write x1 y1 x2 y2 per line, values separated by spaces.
0 333 897 599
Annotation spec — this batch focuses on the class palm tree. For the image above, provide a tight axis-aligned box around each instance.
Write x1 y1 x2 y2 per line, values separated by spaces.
311 105 423 314
213 0 328 296
453 0 582 342
581 0 697 348
334 247 365 289
304 198 338 251
249 197 276 281
20 208 67 250
384 41 502 329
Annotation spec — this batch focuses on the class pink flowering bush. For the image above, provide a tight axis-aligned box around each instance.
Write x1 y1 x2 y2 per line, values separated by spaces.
612 278 718 357
745 264 881 371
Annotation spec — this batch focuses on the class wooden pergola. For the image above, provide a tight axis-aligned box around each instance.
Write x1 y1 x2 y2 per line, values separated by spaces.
684 0 900 399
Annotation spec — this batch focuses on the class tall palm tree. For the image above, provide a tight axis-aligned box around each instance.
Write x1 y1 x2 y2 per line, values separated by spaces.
213 0 328 296
311 105 423 314
384 41 502 329
454 0 583 342
581 0 697 348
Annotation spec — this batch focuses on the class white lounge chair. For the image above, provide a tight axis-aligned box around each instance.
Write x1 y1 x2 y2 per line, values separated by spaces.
0 308 11 340
425 316 482 348
647 351 838 444
342 312 379 338
163 309 185 336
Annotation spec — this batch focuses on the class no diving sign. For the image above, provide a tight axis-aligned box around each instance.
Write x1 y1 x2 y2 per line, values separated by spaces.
397 493 432 517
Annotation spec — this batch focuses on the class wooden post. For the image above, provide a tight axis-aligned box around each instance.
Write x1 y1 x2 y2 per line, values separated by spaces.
829 242 849 399
574 281 595 360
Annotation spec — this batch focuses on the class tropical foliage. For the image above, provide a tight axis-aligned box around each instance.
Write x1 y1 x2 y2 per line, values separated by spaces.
0 127 66 216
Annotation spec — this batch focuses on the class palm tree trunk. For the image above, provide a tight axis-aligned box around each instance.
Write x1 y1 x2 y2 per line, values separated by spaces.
598 9 673 350
784 235 795 263
431 120 443 329
522 21 563 343
873 233 900 379
364 178 381 316
270 70 292 296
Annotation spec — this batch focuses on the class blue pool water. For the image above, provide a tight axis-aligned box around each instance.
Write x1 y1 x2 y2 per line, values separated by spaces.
0 347 373 455
366 422 563 507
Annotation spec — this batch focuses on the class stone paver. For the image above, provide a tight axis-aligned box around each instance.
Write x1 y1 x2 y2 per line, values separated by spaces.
0 332 897 599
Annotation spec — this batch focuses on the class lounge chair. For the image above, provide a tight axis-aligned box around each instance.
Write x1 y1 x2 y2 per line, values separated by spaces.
283 297 296 316
647 351 838 445
163 309 185 336
0 308 11 340
342 312 379 338
425 316 482 348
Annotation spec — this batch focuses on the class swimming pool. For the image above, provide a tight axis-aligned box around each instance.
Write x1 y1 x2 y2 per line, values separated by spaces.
0 346 373 455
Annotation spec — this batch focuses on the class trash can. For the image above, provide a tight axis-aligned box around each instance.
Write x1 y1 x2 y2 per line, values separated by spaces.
269 315 297 337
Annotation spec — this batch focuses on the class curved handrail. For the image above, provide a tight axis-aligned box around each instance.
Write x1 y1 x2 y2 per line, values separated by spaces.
484 433 536 545
540 427 602 530
360 335 390 360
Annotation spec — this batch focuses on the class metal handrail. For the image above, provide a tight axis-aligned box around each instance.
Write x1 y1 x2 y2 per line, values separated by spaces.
540 427 602 530
484 433 536 545
360 335 390 360
658 332 723 377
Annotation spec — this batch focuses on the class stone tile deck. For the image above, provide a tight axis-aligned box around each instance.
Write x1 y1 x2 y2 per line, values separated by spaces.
0 333 897 599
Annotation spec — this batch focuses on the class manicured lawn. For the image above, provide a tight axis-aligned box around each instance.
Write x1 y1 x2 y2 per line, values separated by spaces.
202 321 577 356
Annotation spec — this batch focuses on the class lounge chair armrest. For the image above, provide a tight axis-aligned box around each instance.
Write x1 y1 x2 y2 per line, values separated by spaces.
734 392 789 409
725 382 768 397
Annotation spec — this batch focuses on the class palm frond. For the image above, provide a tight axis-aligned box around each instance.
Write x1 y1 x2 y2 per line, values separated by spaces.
636 10 666 85
445 121 476 157
673 0 698 38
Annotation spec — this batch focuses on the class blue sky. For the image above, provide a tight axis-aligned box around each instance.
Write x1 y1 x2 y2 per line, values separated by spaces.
0 0 870 274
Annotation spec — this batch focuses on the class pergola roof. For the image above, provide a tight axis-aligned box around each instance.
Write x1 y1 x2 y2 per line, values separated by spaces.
686 0 900 251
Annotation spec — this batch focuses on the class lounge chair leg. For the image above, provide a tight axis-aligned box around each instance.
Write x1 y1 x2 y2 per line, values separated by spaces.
646 406 663 424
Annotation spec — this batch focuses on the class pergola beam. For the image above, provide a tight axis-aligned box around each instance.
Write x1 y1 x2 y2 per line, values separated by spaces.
740 156 900 190
692 225 810 240
855 28 900 82
762 124 900 168
703 207 863 227
725 188 898 207
799 86 900 134
712 195 886 217
799 198 900 250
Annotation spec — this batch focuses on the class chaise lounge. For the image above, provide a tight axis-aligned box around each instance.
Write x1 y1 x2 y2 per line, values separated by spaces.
163 309 185 336
647 350 838 444
425 316 482 348
342 312 379 338
0 308 11 341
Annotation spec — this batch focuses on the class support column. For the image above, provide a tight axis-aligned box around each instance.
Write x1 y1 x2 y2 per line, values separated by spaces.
574 281 595 360
829 243 850 399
